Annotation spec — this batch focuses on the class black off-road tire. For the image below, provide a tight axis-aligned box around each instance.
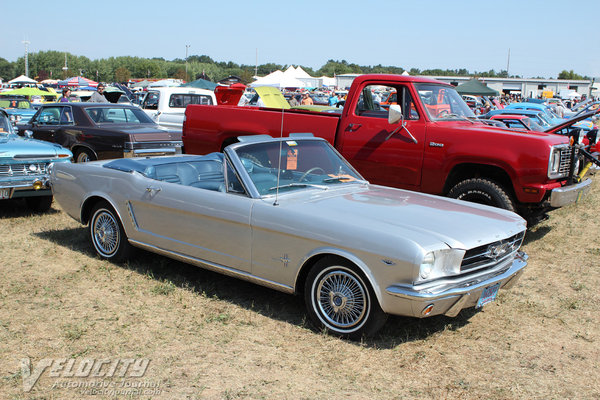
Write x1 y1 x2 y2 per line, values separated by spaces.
304 256 388 339
88 201 132 262
25 195 53 212
448 178 515 211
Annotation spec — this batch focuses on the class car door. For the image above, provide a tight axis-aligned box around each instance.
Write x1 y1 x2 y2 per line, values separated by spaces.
126 162 253 272
29 106 64 143
337 83 426 190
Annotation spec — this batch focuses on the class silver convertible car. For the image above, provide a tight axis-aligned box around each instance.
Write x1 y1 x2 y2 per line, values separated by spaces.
50 134 528 338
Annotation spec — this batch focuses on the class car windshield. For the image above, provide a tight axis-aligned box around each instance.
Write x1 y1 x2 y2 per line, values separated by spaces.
84 106 154 124
233 139 365 196
0 99 31 109
414 83 475 121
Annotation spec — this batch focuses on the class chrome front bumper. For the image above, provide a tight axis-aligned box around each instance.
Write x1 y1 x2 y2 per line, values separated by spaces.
0 178 51 199
549 178 592 208
123 141 184 158
384 252 528 318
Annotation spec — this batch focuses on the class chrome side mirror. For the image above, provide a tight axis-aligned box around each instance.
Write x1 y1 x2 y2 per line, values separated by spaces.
388 104 403 125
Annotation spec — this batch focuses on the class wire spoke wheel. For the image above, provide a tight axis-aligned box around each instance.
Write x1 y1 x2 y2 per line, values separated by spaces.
314 268 369 331
92 209 120 257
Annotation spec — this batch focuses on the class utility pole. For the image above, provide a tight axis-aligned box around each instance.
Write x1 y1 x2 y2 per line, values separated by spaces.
62 53 68 79
506 48 510 78
22 40 30 77
185 44 190 81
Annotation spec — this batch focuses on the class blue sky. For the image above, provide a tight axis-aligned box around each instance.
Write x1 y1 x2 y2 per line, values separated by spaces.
3 0 599 79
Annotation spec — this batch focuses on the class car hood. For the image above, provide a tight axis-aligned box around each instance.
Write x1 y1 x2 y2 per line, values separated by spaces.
100 124 182 141
274 185 526 251
545 109 600 134
4 108 36 116
0 133 69 158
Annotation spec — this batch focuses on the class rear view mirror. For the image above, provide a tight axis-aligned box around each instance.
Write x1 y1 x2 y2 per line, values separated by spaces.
388 104 403 125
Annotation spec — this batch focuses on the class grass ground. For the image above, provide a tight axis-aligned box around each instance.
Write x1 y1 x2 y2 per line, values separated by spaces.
0 180 599 399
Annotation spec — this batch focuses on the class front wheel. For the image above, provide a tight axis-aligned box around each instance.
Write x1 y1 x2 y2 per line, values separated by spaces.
75 148 96 163
447 178 515 211
304 256 387 338
89 201 131 262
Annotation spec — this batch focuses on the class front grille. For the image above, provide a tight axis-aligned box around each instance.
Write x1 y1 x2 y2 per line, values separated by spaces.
461 231 525 273
557 146 573 177
0 163 49 177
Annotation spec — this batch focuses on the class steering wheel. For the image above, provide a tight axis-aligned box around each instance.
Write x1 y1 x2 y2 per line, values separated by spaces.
438 109 450 117
299 167 325 182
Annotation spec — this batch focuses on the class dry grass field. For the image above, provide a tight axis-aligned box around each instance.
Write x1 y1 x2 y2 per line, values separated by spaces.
0 180 599 399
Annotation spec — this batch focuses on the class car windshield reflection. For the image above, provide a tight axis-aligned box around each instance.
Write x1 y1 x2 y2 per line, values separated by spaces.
233 139 366 196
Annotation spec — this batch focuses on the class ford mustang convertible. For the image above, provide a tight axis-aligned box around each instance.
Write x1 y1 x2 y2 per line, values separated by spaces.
50 134 528 337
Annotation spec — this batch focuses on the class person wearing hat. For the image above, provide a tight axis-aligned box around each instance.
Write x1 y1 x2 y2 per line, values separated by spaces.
59 87 71 103
300 92 313 105
89 83 109 103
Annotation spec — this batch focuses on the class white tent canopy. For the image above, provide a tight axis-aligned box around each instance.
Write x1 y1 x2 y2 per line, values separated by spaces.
149 78 183 88
250 70 307 88
8 75 37 85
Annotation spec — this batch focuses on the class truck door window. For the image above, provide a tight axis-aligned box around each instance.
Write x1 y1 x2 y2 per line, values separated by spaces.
169 94 214 108
355 85 419 120
143 92 159 110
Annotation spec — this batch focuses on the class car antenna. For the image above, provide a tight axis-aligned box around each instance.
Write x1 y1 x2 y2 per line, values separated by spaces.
273 106 285 206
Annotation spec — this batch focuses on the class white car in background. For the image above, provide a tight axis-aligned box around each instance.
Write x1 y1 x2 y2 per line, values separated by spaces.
141 87 216 131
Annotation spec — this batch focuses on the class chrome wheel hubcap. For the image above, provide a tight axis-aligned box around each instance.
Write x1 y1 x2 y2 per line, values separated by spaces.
77 152 90 163
316 270 367 329
93 211 119 255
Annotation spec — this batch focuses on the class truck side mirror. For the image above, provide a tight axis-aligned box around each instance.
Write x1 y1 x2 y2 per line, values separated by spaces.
388 104 403 125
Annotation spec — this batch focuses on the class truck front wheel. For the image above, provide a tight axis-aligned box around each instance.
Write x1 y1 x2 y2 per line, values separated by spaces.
448 178 515 211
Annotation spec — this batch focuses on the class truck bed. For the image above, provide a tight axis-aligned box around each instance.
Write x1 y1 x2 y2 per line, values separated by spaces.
183 105 341 154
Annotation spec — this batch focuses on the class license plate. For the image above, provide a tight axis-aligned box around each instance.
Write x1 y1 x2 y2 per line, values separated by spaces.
476 283 500 308
0 188 12 200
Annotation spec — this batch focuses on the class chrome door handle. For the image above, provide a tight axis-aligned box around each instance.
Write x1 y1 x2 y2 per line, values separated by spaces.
146 186 162 193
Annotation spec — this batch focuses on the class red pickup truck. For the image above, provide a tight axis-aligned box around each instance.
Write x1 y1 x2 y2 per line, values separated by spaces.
183 74 592 220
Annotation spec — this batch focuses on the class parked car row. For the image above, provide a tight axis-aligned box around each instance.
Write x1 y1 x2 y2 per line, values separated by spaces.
3 74 599 339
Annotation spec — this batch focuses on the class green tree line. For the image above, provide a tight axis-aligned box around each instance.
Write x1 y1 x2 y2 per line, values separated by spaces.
0 51 591 84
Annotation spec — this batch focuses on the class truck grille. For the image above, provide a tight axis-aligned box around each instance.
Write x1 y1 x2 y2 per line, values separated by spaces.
461 231 525 273
557 146 573 177
0 163 49 177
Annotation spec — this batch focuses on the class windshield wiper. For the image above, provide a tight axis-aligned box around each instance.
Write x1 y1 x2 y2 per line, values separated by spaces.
322 177 369 184
268 183 329 191
439 113 476 124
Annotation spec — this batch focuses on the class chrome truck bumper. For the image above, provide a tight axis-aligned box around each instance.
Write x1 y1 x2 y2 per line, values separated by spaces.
549 178 592 208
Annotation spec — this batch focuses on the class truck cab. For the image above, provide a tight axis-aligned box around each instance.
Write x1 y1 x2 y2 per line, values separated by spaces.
141 87 216 131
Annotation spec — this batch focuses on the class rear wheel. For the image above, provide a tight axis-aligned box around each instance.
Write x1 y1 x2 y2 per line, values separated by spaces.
448 178 515 211
89 201 131 262
304 256 387 338
25 195 53 212
75 148 96 163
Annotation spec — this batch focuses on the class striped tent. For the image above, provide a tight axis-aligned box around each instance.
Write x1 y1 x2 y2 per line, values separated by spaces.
58 76 99 88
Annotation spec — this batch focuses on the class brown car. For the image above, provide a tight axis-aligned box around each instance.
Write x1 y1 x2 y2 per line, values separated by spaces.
17 103 183 163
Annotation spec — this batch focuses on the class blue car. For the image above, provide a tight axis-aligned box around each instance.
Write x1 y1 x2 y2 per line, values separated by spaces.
504 102 564 125
0 96 37 125
0 109 72 211
479 109 553 128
